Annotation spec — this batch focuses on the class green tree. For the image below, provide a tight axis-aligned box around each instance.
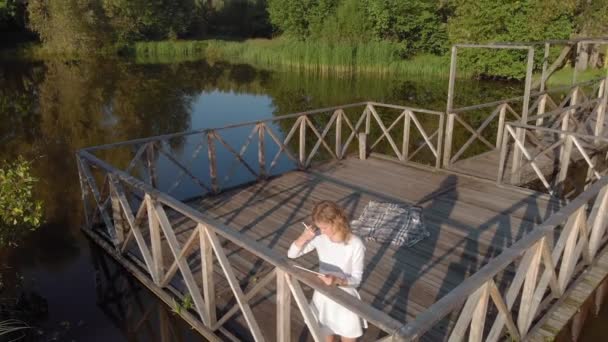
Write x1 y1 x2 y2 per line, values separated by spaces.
27 0 112 55
364 0 448 56
0 158 43 247
447 0 576 79
102 0 200 43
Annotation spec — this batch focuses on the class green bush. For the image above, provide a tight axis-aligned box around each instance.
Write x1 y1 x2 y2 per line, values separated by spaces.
0 157 43 247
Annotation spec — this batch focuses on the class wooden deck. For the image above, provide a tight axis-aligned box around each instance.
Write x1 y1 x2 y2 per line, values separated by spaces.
158 156 562 340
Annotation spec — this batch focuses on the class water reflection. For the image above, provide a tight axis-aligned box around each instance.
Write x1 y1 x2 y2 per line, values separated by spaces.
0 57 524 340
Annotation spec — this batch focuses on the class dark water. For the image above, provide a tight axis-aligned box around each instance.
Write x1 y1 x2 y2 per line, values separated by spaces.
0 57 540 340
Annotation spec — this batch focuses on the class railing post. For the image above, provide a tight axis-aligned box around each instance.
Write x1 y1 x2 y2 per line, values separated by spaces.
207 132 219 194
595 75 608 144
535 94 548 134
402 110 411 161
299 117 306 168
109 175 126 247
359 132 367 160
496 104 507 148
258 123 266 179
146 142 157 188
540 42 550 92
145 194 163 284
436 112 445 169
443 46 458 168
497 125 510 185
76 157 92 230
510 47 535 185
335 110 343 159
199 224 216 326
276 269 291 342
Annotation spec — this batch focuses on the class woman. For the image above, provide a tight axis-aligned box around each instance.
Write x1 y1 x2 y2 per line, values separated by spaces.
287 200 366 342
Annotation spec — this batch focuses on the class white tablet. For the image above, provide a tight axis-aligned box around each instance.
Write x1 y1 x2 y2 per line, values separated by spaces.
293 264 324 277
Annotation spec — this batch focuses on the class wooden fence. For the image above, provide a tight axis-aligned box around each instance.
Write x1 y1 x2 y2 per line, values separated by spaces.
76 101 444 341
397 174 608 341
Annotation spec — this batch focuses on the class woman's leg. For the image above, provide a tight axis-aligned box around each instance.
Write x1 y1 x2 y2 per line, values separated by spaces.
325 335 336 342
340 337 356 342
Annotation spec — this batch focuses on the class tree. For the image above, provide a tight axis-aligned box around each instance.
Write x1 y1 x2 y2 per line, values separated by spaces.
27 0 112 55
0 158 43 247
447 0 576 79
102 0 200 43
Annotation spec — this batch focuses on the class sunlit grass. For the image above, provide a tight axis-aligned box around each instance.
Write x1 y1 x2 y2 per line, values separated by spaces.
133 38 454 77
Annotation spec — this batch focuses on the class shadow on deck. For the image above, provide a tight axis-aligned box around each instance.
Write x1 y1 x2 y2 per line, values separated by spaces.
162 157 562 340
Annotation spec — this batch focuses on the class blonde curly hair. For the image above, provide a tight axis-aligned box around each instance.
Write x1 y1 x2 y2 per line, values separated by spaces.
312 200 351 243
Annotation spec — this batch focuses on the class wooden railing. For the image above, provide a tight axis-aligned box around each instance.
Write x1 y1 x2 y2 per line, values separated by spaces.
77 150 406 341
497 122 608 195
443 78 607 168
85 102 444 197
76 101 444 341
398 174 608 341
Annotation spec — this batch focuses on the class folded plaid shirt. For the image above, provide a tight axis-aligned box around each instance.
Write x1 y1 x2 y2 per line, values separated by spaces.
351 201 429 247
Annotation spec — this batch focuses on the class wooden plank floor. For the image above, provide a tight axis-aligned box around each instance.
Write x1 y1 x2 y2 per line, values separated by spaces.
151 157 564 341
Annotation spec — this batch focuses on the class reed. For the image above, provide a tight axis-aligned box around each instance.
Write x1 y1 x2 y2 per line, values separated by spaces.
133 38 454 77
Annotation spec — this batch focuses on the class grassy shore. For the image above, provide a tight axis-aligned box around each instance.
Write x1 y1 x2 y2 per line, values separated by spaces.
133 38 453 77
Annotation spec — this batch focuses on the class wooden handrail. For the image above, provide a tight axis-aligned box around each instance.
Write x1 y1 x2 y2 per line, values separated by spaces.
77 149 405 337
399 175 608 340
83 101 442 152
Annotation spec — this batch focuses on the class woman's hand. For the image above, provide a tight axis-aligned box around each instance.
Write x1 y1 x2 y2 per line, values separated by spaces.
318 274 346 287
294 224 316 247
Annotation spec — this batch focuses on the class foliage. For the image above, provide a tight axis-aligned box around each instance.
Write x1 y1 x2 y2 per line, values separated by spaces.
102 0 200 44
171 294 193 315
135 38 453 77
447 0 577 79
0 157 43 247
27 0 113 55
267 0 448 56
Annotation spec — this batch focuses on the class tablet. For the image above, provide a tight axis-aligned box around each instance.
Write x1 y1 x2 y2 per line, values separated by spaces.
293 264 324 277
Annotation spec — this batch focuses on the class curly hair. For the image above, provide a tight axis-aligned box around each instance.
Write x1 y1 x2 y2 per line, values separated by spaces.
311 200 351 243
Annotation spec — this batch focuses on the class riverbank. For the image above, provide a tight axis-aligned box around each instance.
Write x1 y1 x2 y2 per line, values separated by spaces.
133 38 452 77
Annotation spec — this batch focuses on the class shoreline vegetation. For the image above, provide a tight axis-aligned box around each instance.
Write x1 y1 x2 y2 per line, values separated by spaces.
132 38 453 77
3 38 606 86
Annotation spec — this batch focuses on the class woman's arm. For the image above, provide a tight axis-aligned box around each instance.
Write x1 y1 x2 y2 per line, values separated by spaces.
345 242 365 287
287 228 317 258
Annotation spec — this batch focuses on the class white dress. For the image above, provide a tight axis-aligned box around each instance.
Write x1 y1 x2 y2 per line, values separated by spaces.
287 234 367 338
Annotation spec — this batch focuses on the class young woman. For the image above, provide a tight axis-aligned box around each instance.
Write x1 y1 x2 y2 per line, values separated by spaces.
287 200 366 342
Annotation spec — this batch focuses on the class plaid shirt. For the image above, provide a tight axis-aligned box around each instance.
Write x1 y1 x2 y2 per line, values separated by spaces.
351 201 429 247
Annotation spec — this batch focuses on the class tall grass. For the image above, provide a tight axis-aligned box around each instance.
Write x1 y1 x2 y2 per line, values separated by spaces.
133 38 454 77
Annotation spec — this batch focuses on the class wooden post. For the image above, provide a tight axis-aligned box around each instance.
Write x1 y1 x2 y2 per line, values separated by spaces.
402 111 411 161
595 75 608 144
109 175 126 247
557 87 578 191
207 132 218 194
359 132 367 160
76 157 92 230
436 112 445 169
276 269 291 342
299 117 306 168
573 42 581 85
146 143 157 188
145 195 163 284
258 124 266 179
335 110 343 159
536 94 548 134
497 128 510 185
199 224 216 326
443 46 458 168
365 105 371 134
496 104 507 148
540 42 550 91
510 47 535 185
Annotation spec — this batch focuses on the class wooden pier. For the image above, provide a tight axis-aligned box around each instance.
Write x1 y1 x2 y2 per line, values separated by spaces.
77 39 608 341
